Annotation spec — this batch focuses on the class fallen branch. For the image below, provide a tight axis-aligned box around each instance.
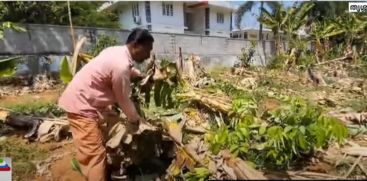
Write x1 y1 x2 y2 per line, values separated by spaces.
307 67 326 86
221 150 266 179
177 89 232 114
287 171 344 180
316 55 352 66
344 155 362 178
184 126 206 134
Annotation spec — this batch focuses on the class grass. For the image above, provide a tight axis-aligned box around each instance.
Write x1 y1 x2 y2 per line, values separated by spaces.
342 97 367 112
2 101 64 117
207 66 230 78
0 137 48 181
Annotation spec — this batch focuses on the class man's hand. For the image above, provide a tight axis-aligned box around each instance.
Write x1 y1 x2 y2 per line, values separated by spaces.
126 118 141 133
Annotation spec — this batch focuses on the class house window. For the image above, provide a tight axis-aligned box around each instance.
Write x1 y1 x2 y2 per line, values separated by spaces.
217 13 224 24
145 1 151 23
132 2 139 17
162 2 173 16
230 12 233 31
243 32 248 39
205 8 210 29
266 33 269 40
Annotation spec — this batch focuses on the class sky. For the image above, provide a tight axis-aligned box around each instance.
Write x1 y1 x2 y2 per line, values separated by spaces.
231 1 294 29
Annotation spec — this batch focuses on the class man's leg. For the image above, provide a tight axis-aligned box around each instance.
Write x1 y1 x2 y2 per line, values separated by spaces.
67 113 106 181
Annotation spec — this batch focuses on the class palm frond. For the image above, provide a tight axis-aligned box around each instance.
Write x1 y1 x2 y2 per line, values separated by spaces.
235 1 255 29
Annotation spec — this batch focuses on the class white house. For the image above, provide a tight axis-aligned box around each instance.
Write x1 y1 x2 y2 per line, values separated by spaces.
231 28 286 41
230 27 308 41
99 1 236 37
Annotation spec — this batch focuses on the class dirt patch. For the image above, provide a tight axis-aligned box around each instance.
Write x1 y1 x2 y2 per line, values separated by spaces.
35 142 86 181
0 89 62 108
36 154 85 181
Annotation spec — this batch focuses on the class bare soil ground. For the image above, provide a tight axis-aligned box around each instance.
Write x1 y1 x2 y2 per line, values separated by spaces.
0 89 61 108
1 64 366 180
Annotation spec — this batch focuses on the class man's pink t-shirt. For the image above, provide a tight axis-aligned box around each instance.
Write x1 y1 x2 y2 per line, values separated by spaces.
58 45 141 122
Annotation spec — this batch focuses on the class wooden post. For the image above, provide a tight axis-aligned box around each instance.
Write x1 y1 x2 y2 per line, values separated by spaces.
179 47 183 72
67 1 76 50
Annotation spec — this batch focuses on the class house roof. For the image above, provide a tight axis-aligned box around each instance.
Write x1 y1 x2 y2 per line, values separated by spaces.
99 1 237 12
232 28 273 32
98 1 127 12
186 1 236 10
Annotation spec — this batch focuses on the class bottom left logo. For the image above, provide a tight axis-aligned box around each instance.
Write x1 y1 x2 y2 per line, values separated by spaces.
0 158 12 181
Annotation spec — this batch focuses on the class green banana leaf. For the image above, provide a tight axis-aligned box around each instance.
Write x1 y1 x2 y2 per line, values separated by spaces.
59 56 73 84
154 80 164 107
71 157 82 175
0 56 21 78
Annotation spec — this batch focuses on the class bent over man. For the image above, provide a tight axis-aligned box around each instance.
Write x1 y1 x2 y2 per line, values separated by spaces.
58 28 154 181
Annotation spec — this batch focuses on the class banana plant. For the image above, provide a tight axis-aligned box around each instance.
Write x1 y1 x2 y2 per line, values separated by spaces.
0 56 22 78
283 2 314 40
325 13 367 54
283 2 314 69
0 22 26 78
59 56 73 83
310 20 334 62
137 58 180 109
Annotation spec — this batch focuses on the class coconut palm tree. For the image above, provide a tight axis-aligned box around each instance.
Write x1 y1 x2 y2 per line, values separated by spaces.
235 1 280 40
258 3 287 54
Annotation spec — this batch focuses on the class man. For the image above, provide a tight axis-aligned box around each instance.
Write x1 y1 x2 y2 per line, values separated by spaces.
58 28 154 181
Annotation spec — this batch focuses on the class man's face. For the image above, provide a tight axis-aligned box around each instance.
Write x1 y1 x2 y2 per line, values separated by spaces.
132 42 153 63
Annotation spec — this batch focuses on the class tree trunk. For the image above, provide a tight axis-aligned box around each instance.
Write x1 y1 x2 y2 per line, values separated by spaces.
324 38 330 52
259 2 266 65
259 1 264 41
315 39 323 63
276 32 282 55
285 48 297 70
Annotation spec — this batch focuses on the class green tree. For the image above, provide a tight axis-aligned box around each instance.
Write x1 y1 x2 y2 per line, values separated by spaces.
258 3 287 54
235 1 280 40
0 2 120 28
328 13 367 53
282 2 314 68
309 20 334 62
305 1 348 22
259 2 314 69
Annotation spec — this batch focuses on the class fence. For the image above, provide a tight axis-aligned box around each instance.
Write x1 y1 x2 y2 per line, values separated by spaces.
0 24 279 74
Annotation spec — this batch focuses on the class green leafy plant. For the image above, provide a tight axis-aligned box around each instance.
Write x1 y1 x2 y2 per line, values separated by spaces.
0 56 22 78
0 2 120 28
0 21 26 39
236 40 256 68
0 22 25 78
6 102 64 117
206 96 348 170
71 157 83 175
152 59 180 108
267 54 288 69
184 167 211 181
88 34 118 57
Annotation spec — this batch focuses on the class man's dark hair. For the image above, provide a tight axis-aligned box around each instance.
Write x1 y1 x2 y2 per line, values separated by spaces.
126 28 154 44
